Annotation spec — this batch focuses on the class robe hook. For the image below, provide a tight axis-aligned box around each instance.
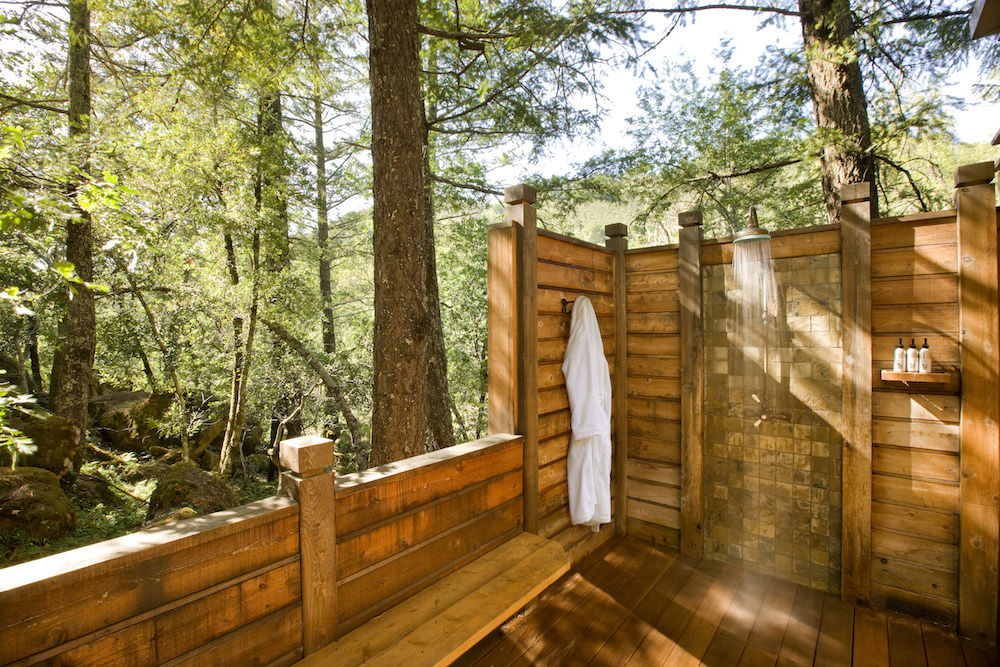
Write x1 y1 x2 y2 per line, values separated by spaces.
561 298 575 314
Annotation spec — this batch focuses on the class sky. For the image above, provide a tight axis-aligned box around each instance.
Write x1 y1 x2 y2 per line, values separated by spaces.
502 12 1000 184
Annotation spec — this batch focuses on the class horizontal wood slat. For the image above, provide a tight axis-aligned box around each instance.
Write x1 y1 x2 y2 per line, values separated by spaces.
871 502 958 544
871 275 958 306
336 435 523 536
337 505 522 629
872 474 959 512
537 261 613 293
625 250 679 273
872 392 960 422
337 470 523 579
871 244 957 278
871 215 956 249
0 498 299 665
538 234 614 271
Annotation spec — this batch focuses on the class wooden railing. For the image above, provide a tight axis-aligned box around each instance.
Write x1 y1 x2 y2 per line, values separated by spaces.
0 432 525 664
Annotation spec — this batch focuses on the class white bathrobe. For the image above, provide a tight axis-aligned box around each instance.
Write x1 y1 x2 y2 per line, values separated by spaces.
561 295 612 531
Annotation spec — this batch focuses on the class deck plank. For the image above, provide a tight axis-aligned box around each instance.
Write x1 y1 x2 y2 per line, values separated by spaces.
852 608 889 667
700 633 745 667
921 621 966 666
962 636 1000 667
776 584 825 667
660 562 746 666
555 541 661 664
459 537 992 667
591 551 697 666
814 596 856 667
747 577 799 655
886 612 927 667
718 570 772 644
623 558 723 666
470 538 625 667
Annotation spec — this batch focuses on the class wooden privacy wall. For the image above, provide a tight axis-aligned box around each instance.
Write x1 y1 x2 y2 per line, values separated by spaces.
869 210 962 625
0 497 302 666
622 245 683 548
333 434 524 634
488 186 619 565
534 230 617 561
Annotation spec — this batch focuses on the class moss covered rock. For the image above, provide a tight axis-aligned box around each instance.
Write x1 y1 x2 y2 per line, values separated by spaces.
0 467 77 539
1 414 80 478
146 462 237 522
89 391 176 453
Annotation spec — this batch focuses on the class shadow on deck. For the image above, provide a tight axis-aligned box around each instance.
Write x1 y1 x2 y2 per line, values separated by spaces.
457 537 1000 667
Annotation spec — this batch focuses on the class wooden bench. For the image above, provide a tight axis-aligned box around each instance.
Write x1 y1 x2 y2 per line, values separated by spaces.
297 532 570 666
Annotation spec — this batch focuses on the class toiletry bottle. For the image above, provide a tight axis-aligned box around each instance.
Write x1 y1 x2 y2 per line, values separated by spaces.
919 338 932 373
906 339 919 372
893 338 906 372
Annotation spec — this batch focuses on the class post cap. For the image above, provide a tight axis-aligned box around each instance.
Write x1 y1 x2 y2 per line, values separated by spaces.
954 162 996 188
679 211 703 228
504 184 537 205
605 223 628 238
840 182 871 204
280 435 337 475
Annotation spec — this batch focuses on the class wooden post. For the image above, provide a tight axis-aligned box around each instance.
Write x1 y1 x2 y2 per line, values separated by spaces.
606 223 629 536
281 435 338 654
506 184 539 534
954 162 999 643
840 181 873 606
487 220 519 435
678 211 704 558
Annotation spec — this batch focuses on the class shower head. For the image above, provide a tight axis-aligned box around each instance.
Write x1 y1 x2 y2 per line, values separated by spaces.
733 206 771 244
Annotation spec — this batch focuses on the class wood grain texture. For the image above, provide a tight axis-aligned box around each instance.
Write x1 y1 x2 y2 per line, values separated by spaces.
0 498 299 665
955 164 1000 643
337 503 522 629
840 182 873 606
335 434 523 535
517 196 539 535
304 533 569 667
487 223 517 434
607 225 630 536
678 220 704 559
283 446 338 655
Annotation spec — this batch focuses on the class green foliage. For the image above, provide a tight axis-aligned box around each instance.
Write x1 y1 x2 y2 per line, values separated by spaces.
0 386 38 469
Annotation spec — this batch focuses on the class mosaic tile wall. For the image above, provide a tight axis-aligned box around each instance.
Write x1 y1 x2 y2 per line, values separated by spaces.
703 253 844 593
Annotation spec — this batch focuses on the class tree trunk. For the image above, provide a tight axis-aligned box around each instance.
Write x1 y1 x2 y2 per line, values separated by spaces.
368 0 429 466
27 314 42 394
798 0 876 223
49 0 96 480
421 104 455 452
313 93 347 449
315 95 336 359
219 231 260 477
262 317 369 469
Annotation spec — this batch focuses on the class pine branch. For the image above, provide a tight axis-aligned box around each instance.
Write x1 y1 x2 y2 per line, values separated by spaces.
430 173 504 196
0 93 68 115
685 157 804 184
614 4 801 19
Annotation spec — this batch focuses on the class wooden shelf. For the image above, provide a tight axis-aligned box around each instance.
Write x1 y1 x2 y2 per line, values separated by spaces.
880 370 953 384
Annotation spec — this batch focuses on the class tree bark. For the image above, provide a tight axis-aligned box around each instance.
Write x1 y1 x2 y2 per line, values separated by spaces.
421 103 455 452
49 0 96 480
314 95 336 359
798 0 876 223
368 0 429 466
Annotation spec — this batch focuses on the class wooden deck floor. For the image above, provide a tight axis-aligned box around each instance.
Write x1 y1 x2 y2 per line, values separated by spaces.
457 537 1000 667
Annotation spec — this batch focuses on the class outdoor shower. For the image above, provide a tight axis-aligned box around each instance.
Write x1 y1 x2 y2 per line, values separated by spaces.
732 206 787 423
